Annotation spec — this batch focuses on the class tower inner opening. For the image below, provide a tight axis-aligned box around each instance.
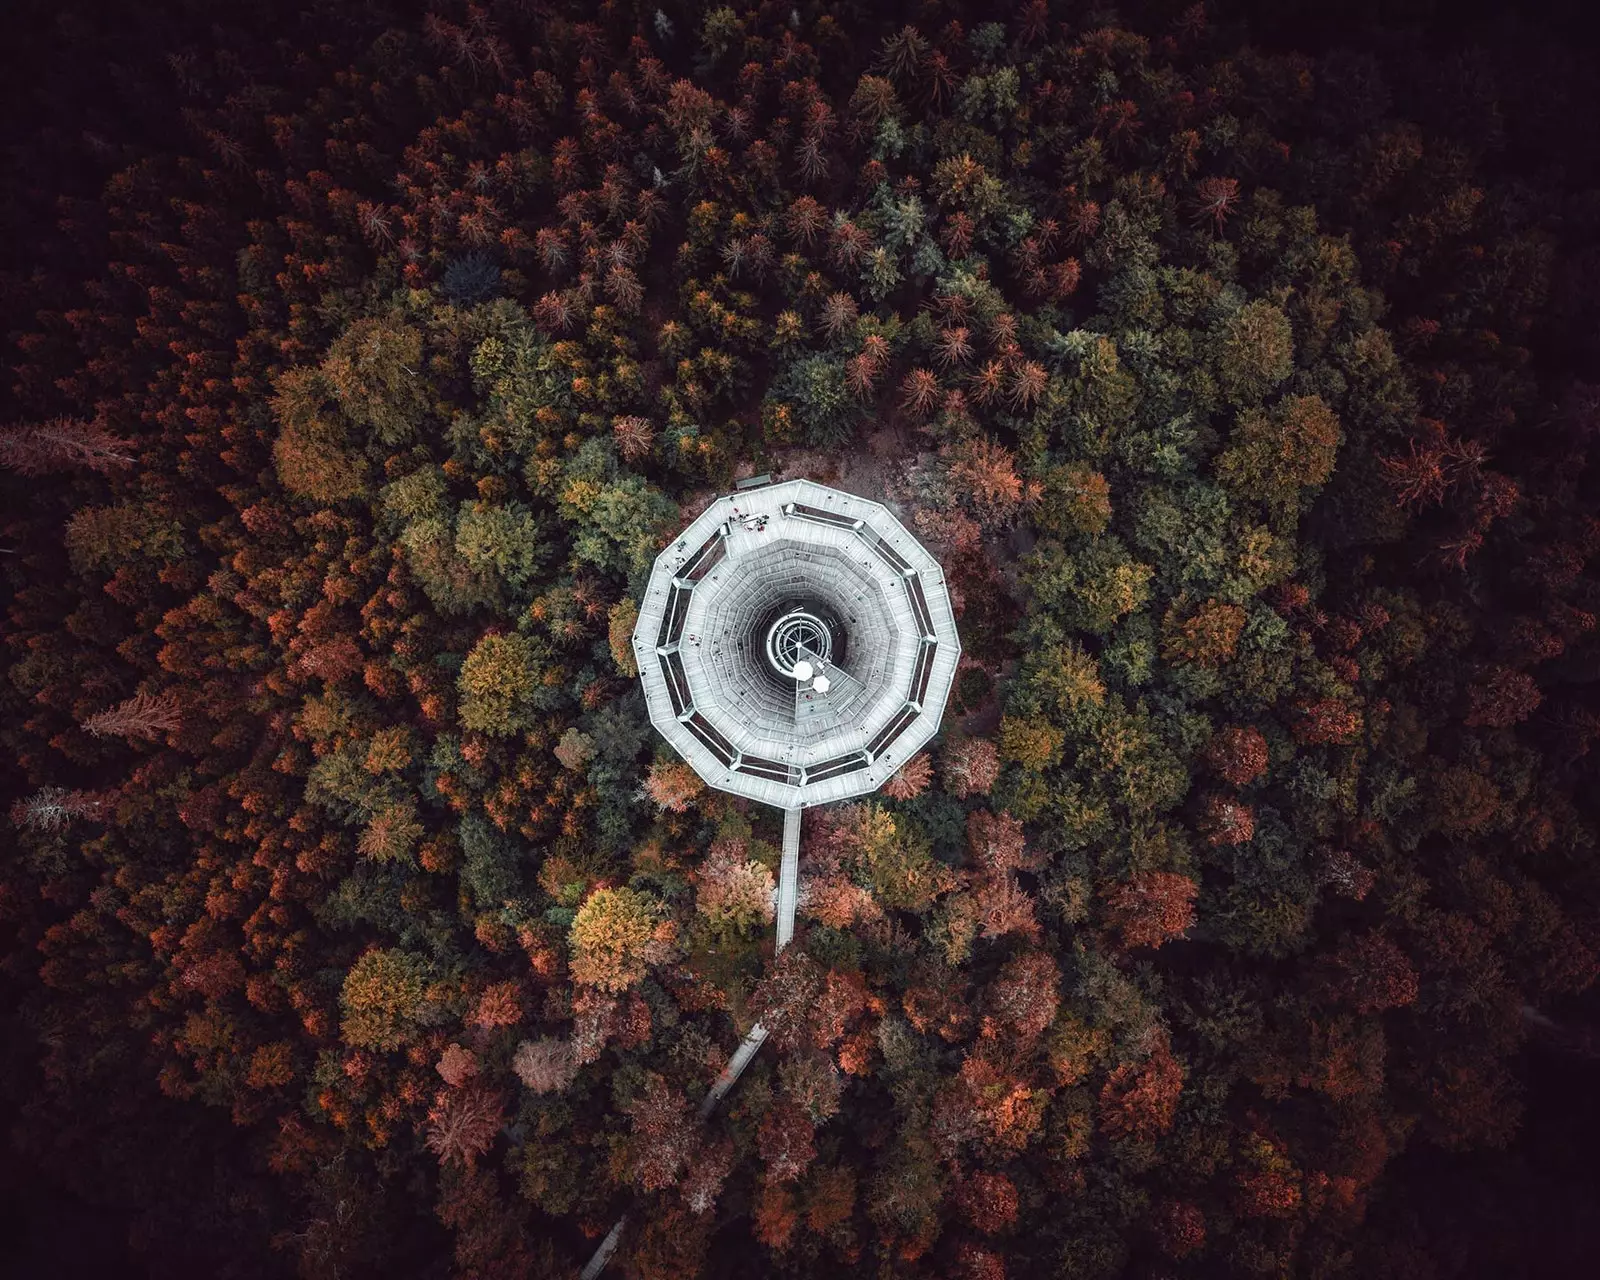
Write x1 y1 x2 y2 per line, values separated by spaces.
752 597 849 691
765 608 831 677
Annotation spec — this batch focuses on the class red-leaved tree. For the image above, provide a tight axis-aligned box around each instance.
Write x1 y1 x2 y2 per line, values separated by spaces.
1204 724 1269 786
1104 870 1198 950
1099 1037 1184 1142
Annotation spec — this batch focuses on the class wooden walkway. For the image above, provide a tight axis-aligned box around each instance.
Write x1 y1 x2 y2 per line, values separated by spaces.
775 805 801 948
577 1216 626 1280
582 806 803 1274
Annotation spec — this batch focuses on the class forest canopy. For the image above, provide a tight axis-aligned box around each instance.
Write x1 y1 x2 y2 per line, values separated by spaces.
3 2 1600 1278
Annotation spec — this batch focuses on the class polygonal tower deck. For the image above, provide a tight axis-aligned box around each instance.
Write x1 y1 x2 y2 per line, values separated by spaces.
632 478 961 808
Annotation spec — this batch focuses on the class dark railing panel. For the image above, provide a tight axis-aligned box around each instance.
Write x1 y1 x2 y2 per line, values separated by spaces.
735 754 798 784
861 528 914 576
661 649 693 718
904 574 935 637
908 638 936 707
805 753 870 784
685 711 735 764
786 502 862 531
681 531 727 582
866 703 920 759
657 583 692 648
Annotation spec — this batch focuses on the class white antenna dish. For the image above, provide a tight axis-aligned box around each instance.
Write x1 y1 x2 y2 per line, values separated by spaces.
812 674 831 694
793 660 813 682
